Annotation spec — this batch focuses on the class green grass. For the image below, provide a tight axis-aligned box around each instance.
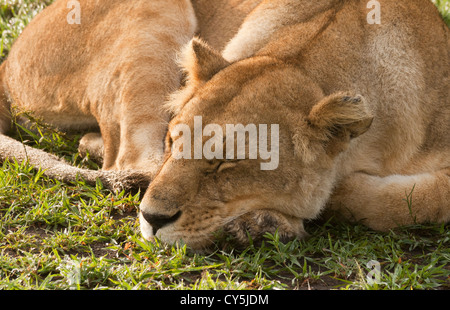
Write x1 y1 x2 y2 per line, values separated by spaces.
1 0 449 291
433 0 450 24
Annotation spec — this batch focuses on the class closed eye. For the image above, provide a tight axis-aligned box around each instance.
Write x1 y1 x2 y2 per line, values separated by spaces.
216 161 238 173
205 161 238 175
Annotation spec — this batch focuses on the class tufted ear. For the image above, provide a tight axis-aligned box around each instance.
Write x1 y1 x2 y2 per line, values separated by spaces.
300 92 374 158
308 92 373 138
180 37 230 83
165 38 230 116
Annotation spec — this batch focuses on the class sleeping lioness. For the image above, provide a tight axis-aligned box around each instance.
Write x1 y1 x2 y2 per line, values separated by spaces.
0 0 449 250
139 0 450 249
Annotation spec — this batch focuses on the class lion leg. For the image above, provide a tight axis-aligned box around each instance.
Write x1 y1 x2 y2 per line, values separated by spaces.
78 132 104 165
96 88 170 176
115 112 168 174
328 169 450 230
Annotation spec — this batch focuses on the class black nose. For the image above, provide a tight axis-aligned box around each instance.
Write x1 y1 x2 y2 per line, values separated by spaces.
141 210 182 235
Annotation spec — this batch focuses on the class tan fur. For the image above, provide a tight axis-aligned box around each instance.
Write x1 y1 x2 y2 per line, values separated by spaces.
0 0 448 250
0 0 260 185
1 0 197 174
192 0 263 52
139 0 450 249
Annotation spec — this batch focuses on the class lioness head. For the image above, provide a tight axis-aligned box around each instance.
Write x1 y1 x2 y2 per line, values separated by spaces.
139 38 373 250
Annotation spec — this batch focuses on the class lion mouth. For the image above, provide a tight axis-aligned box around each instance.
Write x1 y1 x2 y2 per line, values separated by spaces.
139 207 304 250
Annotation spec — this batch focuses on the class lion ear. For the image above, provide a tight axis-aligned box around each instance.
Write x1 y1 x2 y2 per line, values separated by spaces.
308 93 374 138
306 92 374 156
180 37 230 83
165 38 230 116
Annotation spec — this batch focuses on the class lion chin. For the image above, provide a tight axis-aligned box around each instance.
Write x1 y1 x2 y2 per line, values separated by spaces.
140 209 306 250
